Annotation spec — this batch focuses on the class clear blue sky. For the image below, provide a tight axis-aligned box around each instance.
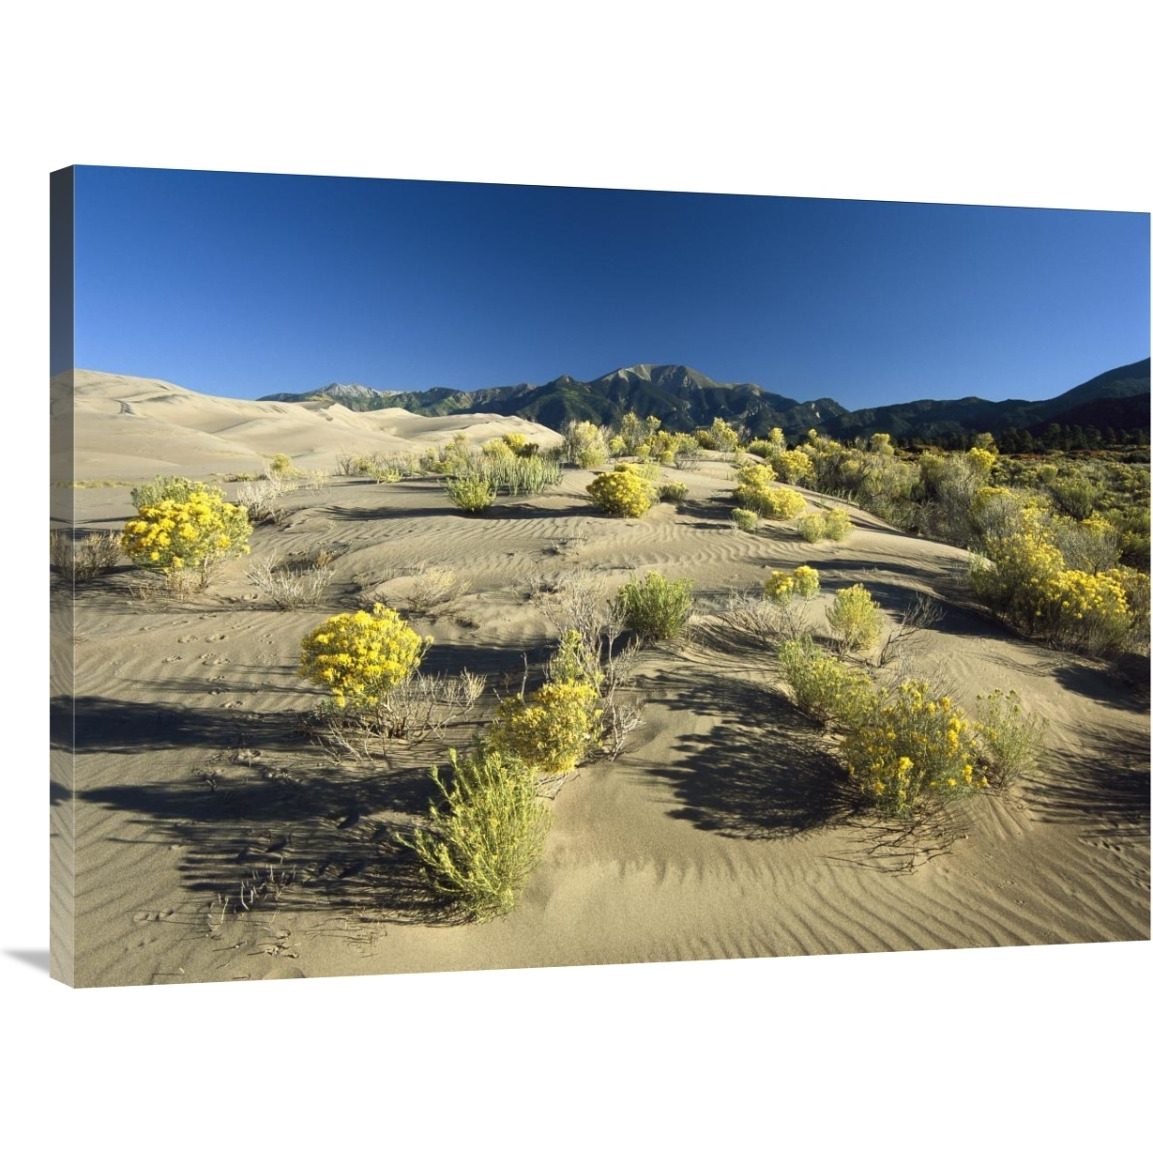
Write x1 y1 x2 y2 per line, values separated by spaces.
72 165 1149 409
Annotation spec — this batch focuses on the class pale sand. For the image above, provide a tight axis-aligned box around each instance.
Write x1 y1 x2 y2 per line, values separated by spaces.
53 373 1149 987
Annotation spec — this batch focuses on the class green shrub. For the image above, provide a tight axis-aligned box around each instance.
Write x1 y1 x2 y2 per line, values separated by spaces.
821 508 853 540
670 432 703 470
777 635 874 729
614 571 694 642
843 680 986 815
130 474 220 513
826 584 884 652
797 507 854 543
587 463 656 517
796 513 825 543
731 508 760 534
443 475 497 513
973 689 1046 789
464 453 561 496
405 747 551 922
1048 474 1103 520
299 603 432 712
268 452 294 477
658 481 689 505
563 420 609 469
695 417 741 453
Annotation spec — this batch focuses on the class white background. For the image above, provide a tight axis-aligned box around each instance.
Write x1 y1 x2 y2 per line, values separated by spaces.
2 2 1148 1147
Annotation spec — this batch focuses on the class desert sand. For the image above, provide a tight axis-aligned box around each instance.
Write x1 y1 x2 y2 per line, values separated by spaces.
52 372 1150 987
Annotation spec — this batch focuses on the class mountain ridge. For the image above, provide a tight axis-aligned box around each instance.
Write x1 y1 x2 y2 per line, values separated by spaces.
258 357 1151 442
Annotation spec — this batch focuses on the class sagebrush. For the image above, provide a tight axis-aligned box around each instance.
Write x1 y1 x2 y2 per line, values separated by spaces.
405 748 551 921
615 571 694 642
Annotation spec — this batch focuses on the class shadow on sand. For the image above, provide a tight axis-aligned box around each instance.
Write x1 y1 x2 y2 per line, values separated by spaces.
1023 735 1150 842
638 668 852 840
78 756 461 926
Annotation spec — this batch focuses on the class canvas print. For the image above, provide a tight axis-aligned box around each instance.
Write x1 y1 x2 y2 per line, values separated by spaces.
50 166 1150 987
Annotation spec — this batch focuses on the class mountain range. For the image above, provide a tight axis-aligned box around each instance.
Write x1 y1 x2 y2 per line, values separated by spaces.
259 357 1151 444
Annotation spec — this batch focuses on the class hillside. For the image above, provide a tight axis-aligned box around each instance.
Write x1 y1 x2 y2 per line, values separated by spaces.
816 357 1151 442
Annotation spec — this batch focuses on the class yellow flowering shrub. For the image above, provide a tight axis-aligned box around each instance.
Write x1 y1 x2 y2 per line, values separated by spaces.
487 632 602 775
763 565 820 606
733 462 807 519
967 446 998 477
1116 566 1150 636
643 430 681 466
120 490 252 587
773 449 816 485
299 603 431 711
587 463 656 517
843 680 986 815
501 433 539 458
1050 512 1122 574
971 507 1137 653
1038 567 1131 652
757 486 807 519
733 461 776 500
826 584 884 652
480 437 516 462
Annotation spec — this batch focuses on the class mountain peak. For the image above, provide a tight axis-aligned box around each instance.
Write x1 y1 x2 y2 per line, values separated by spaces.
316 382 395 399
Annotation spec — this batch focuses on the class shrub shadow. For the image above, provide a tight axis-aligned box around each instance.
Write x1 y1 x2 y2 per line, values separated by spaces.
78 761 458 924
1023 737 1151 841
640 670 852 839
52 696 305 755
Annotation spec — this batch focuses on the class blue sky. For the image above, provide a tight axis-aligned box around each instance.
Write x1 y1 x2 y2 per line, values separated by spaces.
73 166 1149 409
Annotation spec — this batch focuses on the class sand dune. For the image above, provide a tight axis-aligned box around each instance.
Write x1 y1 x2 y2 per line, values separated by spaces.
64 370 563 481
53 372 1149 987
